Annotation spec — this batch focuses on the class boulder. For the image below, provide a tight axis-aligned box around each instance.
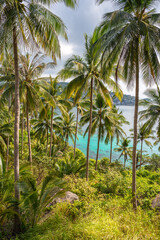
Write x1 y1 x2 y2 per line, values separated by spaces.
48 191 79 207
152 194 160 209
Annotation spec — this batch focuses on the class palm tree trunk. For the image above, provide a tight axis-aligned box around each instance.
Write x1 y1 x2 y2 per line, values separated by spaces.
124 156 126 168
6 137 9 171
95 116 101 170
110 137 113 163
13 26 21 234
64 133 68 150
6 96 11 171
132 38 139 210
21 106 24 160
74 106 79 159
86 78 93 181
46 128 48 154
26 92 32 168
49 107 53 157
140 140 143 169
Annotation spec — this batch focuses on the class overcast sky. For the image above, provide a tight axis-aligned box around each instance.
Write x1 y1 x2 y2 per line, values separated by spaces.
45 0 160 98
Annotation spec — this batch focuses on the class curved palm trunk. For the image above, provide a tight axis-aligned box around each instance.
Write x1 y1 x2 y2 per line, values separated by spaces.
95 115 101 170
110 137 113 163
140 139 143 169
86 78 93 181
132 38 139 210
74 106 79 159
26 92 32 168
13 26 21 234
49 107 53 157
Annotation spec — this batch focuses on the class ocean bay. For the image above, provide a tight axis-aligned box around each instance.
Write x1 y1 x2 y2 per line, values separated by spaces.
69 105 158 163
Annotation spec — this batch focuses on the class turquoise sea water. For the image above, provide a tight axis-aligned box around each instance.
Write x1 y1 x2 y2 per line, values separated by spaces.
68 106 159 162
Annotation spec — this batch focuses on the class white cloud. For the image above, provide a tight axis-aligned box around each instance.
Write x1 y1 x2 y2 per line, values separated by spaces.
60 42 75 57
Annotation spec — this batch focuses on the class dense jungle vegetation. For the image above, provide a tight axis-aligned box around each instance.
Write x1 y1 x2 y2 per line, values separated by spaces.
1 0 160 239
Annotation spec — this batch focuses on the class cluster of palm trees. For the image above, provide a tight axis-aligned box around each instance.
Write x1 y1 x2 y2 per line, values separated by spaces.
0 0 78 233
1 0 160 233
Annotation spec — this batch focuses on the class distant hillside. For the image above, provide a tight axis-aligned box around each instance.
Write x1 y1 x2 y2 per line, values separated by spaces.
112 93 135 106
58 82 68 89
58 82 137 106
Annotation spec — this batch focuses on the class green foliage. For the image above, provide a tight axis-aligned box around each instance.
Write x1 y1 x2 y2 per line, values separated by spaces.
64 175 96 200
17 190 160 240
145 154 160 171
54 149 87 178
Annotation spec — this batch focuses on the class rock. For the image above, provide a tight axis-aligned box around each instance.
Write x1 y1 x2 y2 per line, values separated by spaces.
152 194 160 209
48 191 79 207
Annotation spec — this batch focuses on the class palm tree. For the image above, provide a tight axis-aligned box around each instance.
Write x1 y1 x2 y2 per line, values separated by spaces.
80 94 112 170
114 138 132 168
139 88 160 135
0 0 77 233
39 77 70 157
0 105 13 171
19 52 54 166
0 122 12 161
59 30 122 180
0 51 15 169
105 106 128 163
73 99 90 159
55 112 76 149
31 115 50 154
130 124 154 168
54 151 86 178
96 0 160 209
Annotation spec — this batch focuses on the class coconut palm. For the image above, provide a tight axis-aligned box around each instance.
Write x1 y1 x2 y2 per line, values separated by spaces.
80 94 114 170
0 0 77 231
0 51 15 169
130 124 154 168
96 0 160 209
31 115 50 154
19 52 54 166
55 112 76 149
105 106 129 163
139 88 160 137
67 97 90 159
59 30 122 180
0 123 12 160
39 77 71 157
114 138 132 168
74 99 91 159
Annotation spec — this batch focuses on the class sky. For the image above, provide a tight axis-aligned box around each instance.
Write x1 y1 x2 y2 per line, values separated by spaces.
44 0 160 98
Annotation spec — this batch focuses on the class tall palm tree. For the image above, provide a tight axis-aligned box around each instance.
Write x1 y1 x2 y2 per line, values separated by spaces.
19 52 54 166
59 30 122 180
73 99 89 159
80 94 113 170
0 51 15 169
0 0 77 233
31 115 51 154
96 0 160 209
39 77 70 157
55 112 76 149
105 106 128 163
114 138 132 168
130 124 154 168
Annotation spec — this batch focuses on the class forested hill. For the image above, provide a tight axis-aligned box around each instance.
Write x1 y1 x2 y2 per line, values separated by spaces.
58 82 136 106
